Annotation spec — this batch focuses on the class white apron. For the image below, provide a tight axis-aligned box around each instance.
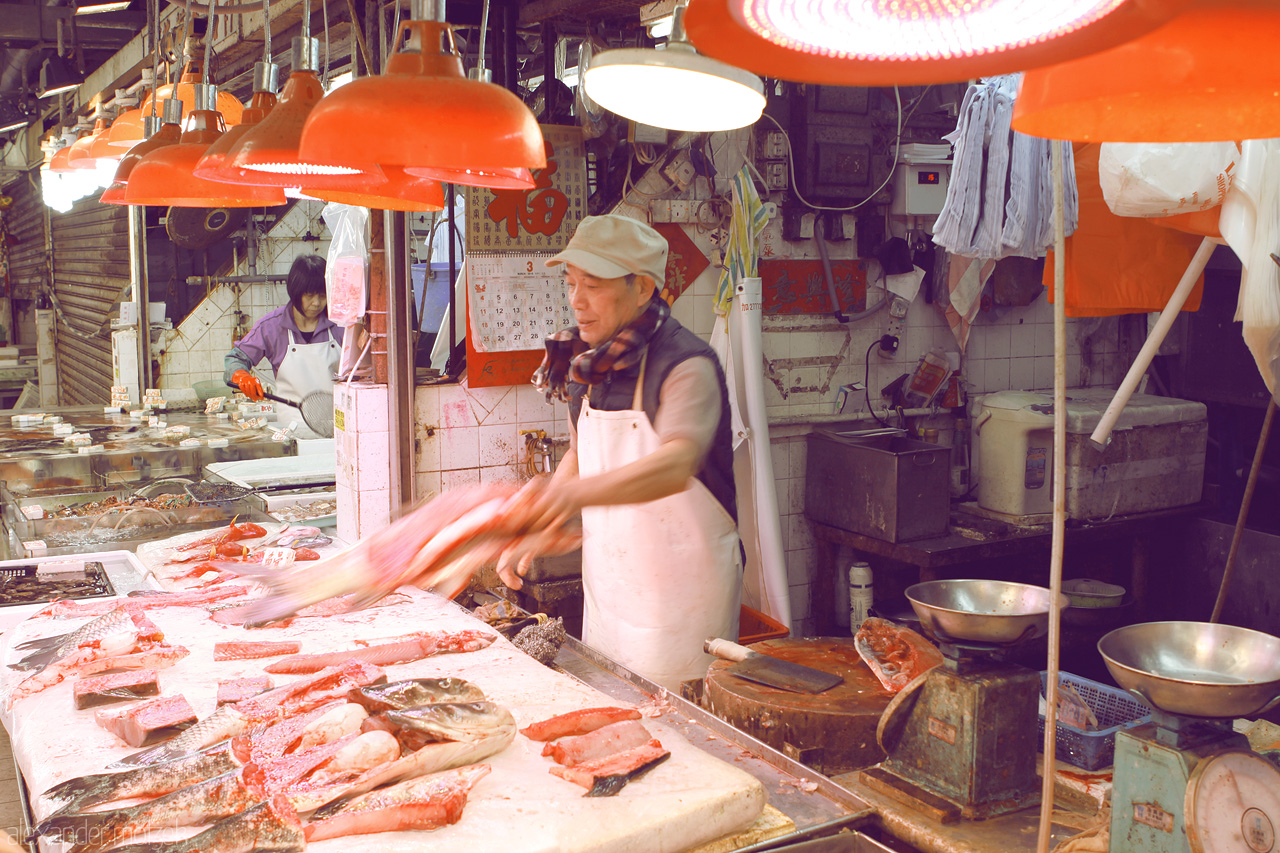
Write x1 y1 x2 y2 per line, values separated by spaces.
274 328 340 439
578 354 742 691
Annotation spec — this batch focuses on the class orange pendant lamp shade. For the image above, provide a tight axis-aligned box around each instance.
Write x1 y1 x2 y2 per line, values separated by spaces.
683 0 1189 86
405 164 536 190
195 64 280 183
298 13 546 186
1013 3 1280 142
141 43 244 127
48 138 78 173
306 167 446 211
67 123 105 170
126 91 287 207
90 128 124 163
101 104 184 204
105 105 148 150
224 39 383 189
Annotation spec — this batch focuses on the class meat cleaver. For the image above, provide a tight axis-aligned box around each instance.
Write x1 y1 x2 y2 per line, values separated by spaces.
704 638 843 694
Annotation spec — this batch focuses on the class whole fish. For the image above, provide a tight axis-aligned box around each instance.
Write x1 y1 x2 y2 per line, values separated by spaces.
40 743 243 819
347 677 486 713
304 763 491 841
288 703 516 812
30 587 253 620
264 630 497 674
105 796 305 853
107 705 251 769
12 606 162 673
7 641 188 710
37 765 267 853
217 484 580 625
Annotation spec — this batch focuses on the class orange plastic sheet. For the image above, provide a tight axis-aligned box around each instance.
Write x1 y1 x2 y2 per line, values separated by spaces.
1045 142 1206 317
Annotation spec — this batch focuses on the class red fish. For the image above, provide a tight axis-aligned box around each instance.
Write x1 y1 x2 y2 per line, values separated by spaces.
519 706 643 742
264 630 497 674
304 764 491 841
175 521 268 553
549 742 670 796
542 720 655 767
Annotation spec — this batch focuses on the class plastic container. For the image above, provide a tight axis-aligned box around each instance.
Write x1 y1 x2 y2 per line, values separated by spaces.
848 562 873 633
1038 671 1152 770
975 389 1207 522
739 605 788 644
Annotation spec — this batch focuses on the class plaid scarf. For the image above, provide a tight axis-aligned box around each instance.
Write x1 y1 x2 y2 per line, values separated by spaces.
532 294 670 403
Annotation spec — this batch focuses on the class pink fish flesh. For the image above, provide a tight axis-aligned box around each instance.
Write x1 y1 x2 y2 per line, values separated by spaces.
549 742 671 796
7 642 189 709
214 641 302 661
264 630 496 674
231 660 385 724
520 706 643 742
32 586 254 619
542 720 654 767
304 764 491 841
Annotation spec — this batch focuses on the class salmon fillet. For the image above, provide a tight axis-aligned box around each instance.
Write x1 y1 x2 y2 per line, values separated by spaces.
542 720 654 767
520 706 642 742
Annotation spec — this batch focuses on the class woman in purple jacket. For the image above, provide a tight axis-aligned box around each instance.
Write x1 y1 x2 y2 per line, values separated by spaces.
223 254 344 434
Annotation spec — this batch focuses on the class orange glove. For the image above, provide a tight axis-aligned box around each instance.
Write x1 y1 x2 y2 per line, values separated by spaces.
231 369 265 401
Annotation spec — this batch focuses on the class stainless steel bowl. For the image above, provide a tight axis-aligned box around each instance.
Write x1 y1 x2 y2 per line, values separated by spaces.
1098 621 1280 718
905 580 1068 646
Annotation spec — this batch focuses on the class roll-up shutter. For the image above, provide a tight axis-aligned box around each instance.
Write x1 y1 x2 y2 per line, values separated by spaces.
4 171 46 302
49 196 131 405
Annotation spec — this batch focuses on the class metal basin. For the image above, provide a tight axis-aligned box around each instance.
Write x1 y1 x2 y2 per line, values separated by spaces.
1098 621 1280 718
905 580 1067 646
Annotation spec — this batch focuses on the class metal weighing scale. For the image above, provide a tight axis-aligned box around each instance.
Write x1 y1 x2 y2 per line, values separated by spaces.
1101 621 1280 853
860 579 1067 822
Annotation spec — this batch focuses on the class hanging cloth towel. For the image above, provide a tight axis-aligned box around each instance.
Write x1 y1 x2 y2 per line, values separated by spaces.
934 75 1077 260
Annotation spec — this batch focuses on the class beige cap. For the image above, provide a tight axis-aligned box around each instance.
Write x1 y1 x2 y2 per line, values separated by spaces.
546 215 668 289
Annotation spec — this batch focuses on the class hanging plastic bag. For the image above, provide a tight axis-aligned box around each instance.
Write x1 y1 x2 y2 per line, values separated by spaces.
1099 142 1239 218
321 202 369 327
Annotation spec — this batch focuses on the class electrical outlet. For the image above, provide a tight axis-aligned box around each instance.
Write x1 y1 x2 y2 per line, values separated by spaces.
887 317 905 341
662 152 697 192
765 162 788 191
669 200 692 223
799 213 816 240
649 199 671 222
764 131 786 159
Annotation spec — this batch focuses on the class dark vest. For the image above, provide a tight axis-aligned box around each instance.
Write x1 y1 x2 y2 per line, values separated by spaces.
569 318 737 523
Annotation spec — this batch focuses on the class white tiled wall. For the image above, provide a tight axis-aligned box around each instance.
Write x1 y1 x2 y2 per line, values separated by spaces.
155 201 329 393
334 381 392 542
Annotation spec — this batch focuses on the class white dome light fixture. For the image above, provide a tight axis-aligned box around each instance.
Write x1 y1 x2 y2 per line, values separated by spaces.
583 1 765 133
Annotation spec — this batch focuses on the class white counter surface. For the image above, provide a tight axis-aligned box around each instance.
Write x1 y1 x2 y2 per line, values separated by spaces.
1 586 765 853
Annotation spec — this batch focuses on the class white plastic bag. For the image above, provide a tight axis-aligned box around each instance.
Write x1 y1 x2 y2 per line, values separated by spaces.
1099 142 1239 218
321 202 369 327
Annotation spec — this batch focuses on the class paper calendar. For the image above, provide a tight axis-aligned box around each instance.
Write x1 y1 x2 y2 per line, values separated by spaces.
467 253 572 353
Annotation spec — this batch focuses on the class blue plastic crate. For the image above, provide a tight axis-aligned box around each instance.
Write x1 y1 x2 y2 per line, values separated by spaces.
1037 671 1152 771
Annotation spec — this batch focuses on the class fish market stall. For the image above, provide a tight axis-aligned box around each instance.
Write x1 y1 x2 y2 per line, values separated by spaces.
0 551 158 636
0 586 872 853
0 408 295 500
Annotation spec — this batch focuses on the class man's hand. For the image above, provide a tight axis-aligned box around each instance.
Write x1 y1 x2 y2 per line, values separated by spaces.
231 369 265 401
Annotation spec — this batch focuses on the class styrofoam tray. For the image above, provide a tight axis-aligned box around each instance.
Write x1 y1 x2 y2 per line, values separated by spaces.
262 491 338 526
205 454 335 488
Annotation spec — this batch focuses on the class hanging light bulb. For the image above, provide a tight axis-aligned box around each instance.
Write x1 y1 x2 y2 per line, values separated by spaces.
298 0 545 188
584 1 764 132
683 0 1189 86
101 100 184 205
140 36 244 126
1013 3 1280 142
221 36 383 187
126 85 287 206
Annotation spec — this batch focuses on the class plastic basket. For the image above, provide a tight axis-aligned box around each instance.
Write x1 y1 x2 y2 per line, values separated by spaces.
1038 671 1152 771
739 605 789 644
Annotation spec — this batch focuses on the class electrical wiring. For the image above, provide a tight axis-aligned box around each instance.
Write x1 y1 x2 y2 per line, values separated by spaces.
762 85 902 213
865 337 892 427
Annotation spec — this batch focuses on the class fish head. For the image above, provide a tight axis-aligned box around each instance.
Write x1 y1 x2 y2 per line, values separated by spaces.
383 702 517 745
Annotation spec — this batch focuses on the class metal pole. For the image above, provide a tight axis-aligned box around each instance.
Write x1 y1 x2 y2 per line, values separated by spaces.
385 209 416 513
1036 140 1067 853
129 206 151 396
1210 398 1276 623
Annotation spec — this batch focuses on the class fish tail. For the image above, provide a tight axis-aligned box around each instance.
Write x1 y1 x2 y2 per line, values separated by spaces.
37 808 131 852
39 772 118 809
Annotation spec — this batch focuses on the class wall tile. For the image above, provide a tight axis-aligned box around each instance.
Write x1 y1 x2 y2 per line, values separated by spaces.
1033 325 1055 357
480 464 520 486
357 442 390 492
415 385 440 427
985 357 1010 390
415 426 441 473
414 471 442 500
440 386 477 428
516 385 555 425
478 423 519 468
479 388 518 425
440 426 480 470
789 438 808 481
1010 323 1036 358
983 324 1012 359
336 483 357 543
1010 356 1035 390
357 488 391 535
964 360 985 394
1033 356 1055 390
788 582 812 622
770 440 789 483
442 468 481 490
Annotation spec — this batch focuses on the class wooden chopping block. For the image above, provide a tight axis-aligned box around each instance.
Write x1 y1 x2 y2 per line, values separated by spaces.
705 637 893 776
